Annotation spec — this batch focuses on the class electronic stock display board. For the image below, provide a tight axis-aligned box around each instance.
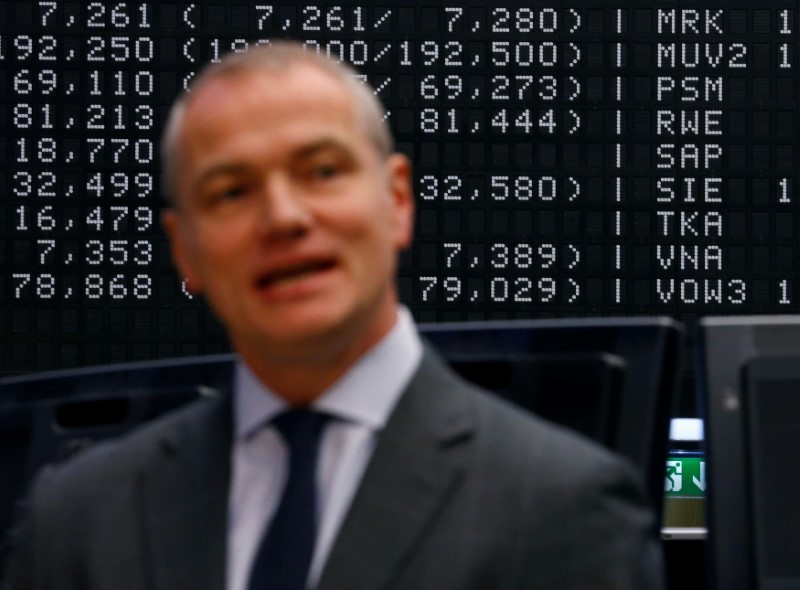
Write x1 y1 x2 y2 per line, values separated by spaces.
1 1 798 383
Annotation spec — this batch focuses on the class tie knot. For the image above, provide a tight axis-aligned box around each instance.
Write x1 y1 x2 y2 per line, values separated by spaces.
272 409 329 450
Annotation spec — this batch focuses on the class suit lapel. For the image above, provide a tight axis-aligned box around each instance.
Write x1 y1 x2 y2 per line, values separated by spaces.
317 351 475 590
140 393 232 590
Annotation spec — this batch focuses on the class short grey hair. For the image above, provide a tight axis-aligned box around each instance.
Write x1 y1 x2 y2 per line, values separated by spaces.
160 40 394 205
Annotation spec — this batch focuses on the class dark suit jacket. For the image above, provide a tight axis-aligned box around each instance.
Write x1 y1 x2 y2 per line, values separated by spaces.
5 349 665 589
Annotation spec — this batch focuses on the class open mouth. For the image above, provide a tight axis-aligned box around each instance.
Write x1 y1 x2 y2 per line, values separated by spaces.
256 259 336 289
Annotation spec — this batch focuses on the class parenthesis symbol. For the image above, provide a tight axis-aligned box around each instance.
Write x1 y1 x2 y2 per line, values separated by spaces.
184 4 197 29
183 38 196 62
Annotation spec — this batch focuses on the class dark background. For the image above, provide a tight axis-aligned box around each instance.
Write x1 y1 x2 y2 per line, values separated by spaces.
2 1 798 418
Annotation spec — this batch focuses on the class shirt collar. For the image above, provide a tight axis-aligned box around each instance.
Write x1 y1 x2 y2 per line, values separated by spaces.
234 307 422 440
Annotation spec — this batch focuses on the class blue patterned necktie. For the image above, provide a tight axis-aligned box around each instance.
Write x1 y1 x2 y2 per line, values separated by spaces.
247 409 329 590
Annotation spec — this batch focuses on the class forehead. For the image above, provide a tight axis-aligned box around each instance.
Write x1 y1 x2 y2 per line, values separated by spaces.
181 64 359 142
172 63 376 203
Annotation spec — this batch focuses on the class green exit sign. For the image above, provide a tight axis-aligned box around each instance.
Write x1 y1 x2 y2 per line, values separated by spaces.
665 456 706 497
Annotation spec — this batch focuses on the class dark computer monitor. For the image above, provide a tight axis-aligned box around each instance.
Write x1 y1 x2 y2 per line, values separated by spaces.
446 351 627 446
698 316 800 590
0 316 683 552
0 354 236 543
420 316 684 511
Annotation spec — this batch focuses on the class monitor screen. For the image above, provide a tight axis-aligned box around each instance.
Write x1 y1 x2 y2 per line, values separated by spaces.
449 351 626 446
0 353 235 542
698 316 800 590
1 2 797 413
421 316 684 509
743 356 800 588
0 316 682 541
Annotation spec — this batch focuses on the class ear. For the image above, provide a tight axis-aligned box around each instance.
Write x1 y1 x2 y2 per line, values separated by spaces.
161 209 203 294
385 153 415 250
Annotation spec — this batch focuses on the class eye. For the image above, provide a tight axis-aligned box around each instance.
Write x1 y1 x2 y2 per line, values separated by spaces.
216 184 247 201
198 183 248 210
311 163 341 180
296 147 355 183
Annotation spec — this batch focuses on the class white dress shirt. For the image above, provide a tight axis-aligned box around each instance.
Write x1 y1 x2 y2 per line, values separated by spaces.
226 308 423 590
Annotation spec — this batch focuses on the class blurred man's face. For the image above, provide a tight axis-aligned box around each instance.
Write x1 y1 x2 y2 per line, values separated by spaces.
163 63 413 366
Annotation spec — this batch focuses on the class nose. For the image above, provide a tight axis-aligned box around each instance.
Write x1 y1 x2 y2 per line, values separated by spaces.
256 175 311 241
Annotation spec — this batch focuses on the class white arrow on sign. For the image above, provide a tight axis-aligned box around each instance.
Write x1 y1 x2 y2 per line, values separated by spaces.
693 462 707 492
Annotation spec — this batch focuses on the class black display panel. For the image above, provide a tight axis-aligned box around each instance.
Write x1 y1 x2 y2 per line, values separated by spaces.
697 317 800 590
1 1 798 377
0 316 682 537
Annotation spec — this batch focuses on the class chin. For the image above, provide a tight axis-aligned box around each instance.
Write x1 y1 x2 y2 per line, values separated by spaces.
229 293 391 356
248 307 352 345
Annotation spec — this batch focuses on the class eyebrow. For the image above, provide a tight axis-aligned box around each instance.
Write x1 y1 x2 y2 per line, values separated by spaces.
291 138 354 160
191 163 249 194
190 137 357 190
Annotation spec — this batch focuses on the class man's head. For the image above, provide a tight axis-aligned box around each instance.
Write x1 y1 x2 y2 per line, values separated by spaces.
161 42 414 396
161 43 395 204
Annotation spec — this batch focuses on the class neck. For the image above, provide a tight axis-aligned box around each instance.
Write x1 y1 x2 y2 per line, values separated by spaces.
236 308 399 406
244 356 356 406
